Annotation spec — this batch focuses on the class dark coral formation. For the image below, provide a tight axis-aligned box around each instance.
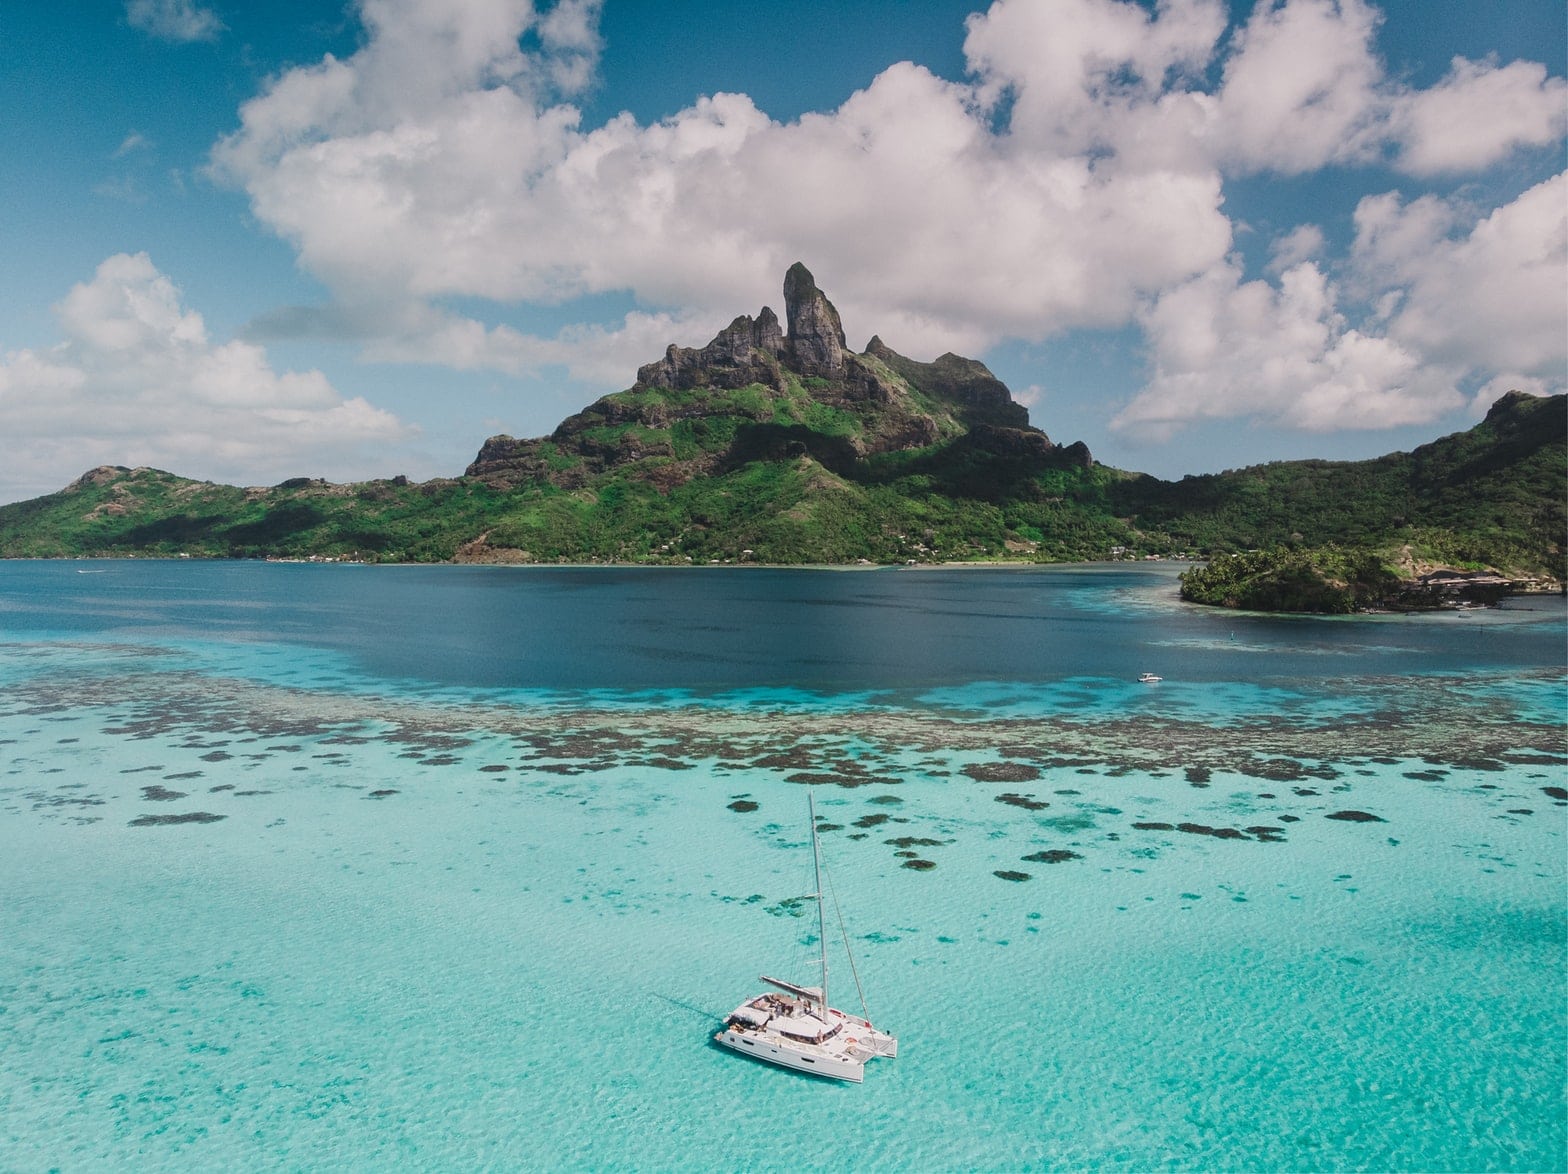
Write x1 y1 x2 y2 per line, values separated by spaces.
996 793 1050 811
964 762 1042 783
9 657 1559 882
1022 849 1081 864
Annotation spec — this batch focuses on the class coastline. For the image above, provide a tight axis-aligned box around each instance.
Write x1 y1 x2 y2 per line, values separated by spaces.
25 553 1562 617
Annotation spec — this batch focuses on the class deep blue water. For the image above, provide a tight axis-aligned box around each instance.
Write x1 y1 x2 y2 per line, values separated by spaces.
3 560 1562 692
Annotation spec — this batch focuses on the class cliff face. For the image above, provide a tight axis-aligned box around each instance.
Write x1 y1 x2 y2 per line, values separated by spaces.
782 261 847 377
628 262 855 391
633 307 787 394
467 263 1070 489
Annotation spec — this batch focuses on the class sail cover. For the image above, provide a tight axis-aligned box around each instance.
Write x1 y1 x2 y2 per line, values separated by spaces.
760 975 821 1002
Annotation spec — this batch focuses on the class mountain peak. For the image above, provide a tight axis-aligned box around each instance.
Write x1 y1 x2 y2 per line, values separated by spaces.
1484 387 1556 424
633 262 854 390
782 261 847 376
469 263 1066 491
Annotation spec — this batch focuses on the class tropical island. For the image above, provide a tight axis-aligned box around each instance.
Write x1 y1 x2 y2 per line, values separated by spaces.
0 264 1561 614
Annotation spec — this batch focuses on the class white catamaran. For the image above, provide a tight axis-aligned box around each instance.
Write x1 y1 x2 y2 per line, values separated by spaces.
714 793 898 1083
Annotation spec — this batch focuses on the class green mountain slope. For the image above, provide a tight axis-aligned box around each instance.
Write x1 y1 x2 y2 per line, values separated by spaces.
0 264 1562 585
1110 390 1565 575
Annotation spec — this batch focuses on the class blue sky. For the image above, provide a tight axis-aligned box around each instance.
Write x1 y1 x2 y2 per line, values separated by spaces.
0 0 1562 502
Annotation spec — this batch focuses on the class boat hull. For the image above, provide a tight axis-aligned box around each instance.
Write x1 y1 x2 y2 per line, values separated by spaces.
714 1029 864 1083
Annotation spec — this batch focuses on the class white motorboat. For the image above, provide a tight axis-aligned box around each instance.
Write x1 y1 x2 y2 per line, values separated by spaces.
1138 672 1163 683
715 793 898 1083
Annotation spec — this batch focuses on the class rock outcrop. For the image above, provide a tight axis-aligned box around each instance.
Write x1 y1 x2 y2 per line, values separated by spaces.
467 262 1080 490
782 261 847 377
865 338 1029 430
632 262 852 389
465 434 544 487
66 465 138 492
635 308 786 392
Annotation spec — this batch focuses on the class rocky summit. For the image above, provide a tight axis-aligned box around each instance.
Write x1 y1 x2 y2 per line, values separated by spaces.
631 262 856 390
464 262 1081 490
781 260 847 377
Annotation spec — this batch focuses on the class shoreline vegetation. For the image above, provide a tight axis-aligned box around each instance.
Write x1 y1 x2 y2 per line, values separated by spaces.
1176 546 1561 614
1 266 1561 615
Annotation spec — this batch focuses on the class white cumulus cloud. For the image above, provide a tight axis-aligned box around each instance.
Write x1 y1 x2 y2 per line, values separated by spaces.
0 254 411 500
208 0 1566 440
1392 57 1568 176
125 0 223 43
1114 257 1462 440
212 0 1236 367
1268 224 1327 273
1115 173 1567 440
1351 173 1568 376
1205 0 1388 173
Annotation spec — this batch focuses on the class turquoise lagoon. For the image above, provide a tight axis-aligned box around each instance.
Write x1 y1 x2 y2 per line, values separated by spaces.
0 561 1563 1171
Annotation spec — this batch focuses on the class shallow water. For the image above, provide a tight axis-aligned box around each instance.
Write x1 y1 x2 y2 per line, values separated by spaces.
0 561 1563 1171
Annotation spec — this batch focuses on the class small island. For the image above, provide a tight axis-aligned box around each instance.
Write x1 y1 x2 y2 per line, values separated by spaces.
1178 545 1558 614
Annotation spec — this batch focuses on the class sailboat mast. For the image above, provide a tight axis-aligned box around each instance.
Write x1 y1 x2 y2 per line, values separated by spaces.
809 790 828 1016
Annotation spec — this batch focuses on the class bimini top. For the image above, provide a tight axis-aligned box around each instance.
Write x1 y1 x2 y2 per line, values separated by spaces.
729 1004 770 1029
